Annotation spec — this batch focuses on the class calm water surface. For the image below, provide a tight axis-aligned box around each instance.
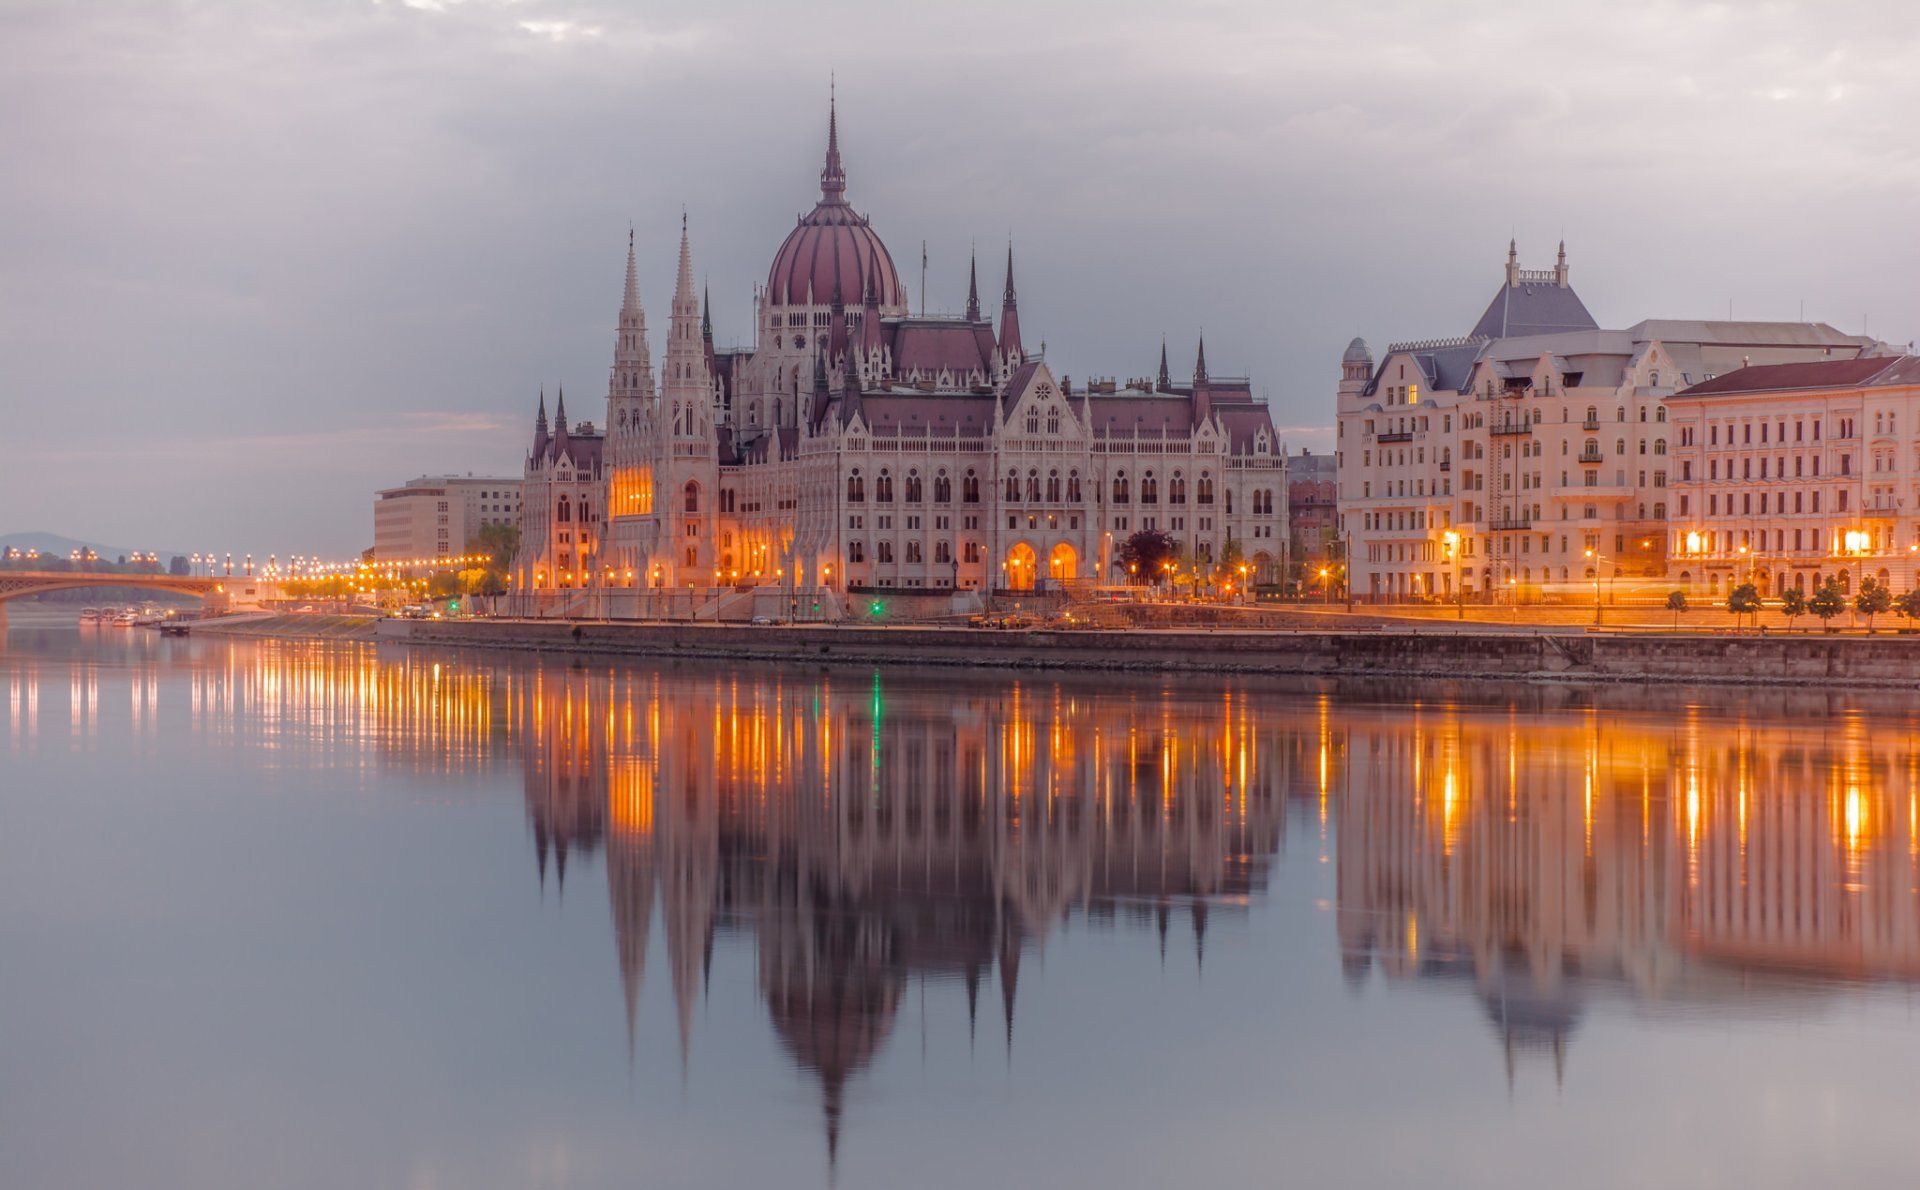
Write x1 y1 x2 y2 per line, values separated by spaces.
7 625 1920 1188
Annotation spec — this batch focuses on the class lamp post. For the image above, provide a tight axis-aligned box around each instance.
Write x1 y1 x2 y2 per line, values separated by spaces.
1584 547 1611 627
1443 531 1462 620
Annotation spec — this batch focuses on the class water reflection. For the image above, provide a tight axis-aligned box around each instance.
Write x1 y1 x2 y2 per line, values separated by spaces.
16 631 1920 1181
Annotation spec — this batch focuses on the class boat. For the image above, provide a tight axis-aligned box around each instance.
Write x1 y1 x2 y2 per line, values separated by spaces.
79 607 105 624
110 609 138 627
158 622 190 637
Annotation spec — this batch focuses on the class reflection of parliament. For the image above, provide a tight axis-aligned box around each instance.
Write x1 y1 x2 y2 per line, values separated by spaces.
511 96 1291 616
147 646 1920 1156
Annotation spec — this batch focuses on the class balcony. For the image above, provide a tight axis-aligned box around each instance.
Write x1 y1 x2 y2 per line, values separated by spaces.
1488 516 1534 532
1438 460 1451 472
1375 431 1413 444
1489 421 1533 437
1582 418 1601 431
1579 449 1604 463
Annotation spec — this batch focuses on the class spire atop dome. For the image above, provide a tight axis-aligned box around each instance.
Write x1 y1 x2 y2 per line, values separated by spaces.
965 248 981 322
820 78 846 203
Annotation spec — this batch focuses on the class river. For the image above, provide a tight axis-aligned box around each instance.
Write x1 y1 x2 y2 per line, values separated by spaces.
5 621 1920 1188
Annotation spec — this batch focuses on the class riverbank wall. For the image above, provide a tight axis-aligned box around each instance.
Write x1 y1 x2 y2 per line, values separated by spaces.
192 614 379 641
374 618 1920 688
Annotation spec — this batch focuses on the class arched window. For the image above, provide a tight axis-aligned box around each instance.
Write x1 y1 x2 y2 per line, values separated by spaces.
847 471 865 503
1046 408 1061 435
848 541 865 563
1169 472 1186 504
1067 471 1082 502
1585 405 1598 425
1656 406 1668 423
934 472 952 503
1113 473 1130 504
1025 410 1040 434
905 471 923 503
1141 471 1158 504
1653 439 1667 455
683 482 699 514
1026 470 1041 502
963 470 980 503
875 470 894 502
1005 471 1020 502
557 497 571 523
1197 473 1214 504
1046 470 1061 502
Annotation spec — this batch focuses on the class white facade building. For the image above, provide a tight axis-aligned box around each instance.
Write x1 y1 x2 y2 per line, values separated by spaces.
1336 243 1888 601
1668 356 1920 598
373 474 520 562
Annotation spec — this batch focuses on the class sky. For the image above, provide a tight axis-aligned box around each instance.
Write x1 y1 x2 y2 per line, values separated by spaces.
2 0 1917 558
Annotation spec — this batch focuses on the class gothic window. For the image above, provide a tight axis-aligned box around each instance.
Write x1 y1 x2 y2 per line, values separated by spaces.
934 472 952 503
1046 408 1061 434
935 540 952 564
1005 471 1020 502
1067 471 1082 502
1026 410 1040 434
876 471 894 502
877 541 894 563
684 482 699 514
906 541 923 563
963 470 980 503
1141 472 1159 504
848 541 865 563
1196 473 1214 504
847 472 865 503
905 471 923 502
964 541 982 563
1046 470 1061 502
557 497 571 523
1224 489 1233 515
1025 470 1041 502
1113 473 1130 504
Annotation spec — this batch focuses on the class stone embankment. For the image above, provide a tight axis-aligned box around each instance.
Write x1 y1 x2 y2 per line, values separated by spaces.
376 617 1920 689
191 613 379 640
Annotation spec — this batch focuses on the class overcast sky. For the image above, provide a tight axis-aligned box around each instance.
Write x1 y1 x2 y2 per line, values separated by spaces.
3 0 1917 557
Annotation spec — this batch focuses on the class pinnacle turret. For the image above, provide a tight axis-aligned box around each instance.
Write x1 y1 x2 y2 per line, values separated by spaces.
965 249 981 322
998 243 1022 362
820 80 846 202
1156 338 1171 392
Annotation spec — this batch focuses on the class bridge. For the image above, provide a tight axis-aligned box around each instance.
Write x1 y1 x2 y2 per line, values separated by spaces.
0 571 235 629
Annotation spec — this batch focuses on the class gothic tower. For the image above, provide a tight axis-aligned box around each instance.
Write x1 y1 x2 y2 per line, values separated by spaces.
660 216 719 583
604 230 662 581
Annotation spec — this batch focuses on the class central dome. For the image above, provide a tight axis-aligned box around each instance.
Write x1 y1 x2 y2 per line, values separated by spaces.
766 102 906 311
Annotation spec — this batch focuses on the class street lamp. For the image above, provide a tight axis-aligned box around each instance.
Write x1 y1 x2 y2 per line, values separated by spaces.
1443 531 1462 620
1584 547 1610 627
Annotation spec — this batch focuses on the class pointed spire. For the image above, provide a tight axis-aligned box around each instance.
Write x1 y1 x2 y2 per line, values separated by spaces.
820 77 846 202
534 385 549 438
1505 237 1519 286
997 243 1023 362
554 385 568 432
1193 335 1208 385
965 248 981 321
701 282 713 345
1156 337 1171 391
623 226 640 313
610 228 655 409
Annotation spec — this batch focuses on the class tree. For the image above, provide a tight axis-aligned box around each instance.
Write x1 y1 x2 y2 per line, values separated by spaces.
1855 576 1892 632
167 555 190 576
1895 588 1920 631
1115 529 1177 586
465 524 521 597
1665 589 1688 629
1779 586 1807 631
1809 578 1847 631
1725 582 1761 631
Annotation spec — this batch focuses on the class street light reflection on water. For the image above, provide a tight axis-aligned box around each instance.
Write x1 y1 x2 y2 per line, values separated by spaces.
10 630 1920 1187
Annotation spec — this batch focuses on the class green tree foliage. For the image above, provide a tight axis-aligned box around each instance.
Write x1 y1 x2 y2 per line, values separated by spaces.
1855 576 1892 632
1725 582 1761 629
1894 588 1920 628
1779 586 1807 630
1115 529 1177 584
464 524 520 597
1665 589 1688 629
1809 578 1847 628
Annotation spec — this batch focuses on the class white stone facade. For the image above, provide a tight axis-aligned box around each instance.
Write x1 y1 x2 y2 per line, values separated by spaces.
373 474 520 563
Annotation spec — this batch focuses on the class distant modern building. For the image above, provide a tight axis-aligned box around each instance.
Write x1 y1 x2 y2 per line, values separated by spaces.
1667 355 1920 598
1336 242 1890 601
373 474 520 562
1286 448 1338 580
513 389 605 590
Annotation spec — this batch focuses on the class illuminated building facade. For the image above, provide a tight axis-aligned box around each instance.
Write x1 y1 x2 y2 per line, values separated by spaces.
520 99 1290 616
1666 355 1920 597
372 473 520 563
514 388 605 592
1335 243 1889 601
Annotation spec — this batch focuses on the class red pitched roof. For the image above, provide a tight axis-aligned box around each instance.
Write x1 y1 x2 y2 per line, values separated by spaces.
1675 355 1902 397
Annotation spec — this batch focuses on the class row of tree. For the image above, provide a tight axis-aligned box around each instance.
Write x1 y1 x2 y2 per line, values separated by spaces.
1667 576 1917 632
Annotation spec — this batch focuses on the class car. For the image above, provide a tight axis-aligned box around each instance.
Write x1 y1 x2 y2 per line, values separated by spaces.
750 615 775 625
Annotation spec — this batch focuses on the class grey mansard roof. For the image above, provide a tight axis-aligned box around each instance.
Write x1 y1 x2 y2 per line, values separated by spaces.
1468 278 1599 340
